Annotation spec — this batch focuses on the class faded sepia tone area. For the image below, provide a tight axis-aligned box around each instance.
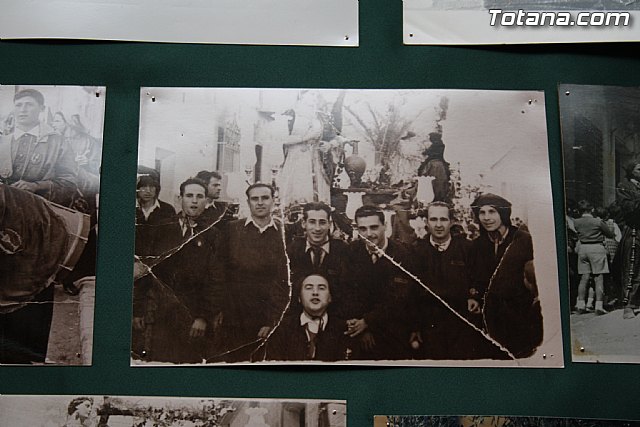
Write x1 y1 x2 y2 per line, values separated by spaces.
0 395 346 427
0 85 105 365
560 84 640 363
132 88 561 366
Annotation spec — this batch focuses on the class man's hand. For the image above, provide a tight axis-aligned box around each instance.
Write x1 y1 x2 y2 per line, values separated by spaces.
133 317 145 331
345 318 367 337
189 318 207 338
73 276 96 291
257 326 272 339
213 312 224 330
361 331 376 351
468 298 481 314
11 180 39 193
409 331 423 350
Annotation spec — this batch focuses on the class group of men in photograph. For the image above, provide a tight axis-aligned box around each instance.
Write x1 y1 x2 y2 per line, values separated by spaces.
133 171 544 364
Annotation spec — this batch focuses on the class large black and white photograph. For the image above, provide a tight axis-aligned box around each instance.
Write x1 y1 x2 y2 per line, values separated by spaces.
132 88 562 367
404 0 640 45
376 415 640 427
560 84 640 363
0 85 105 365
0 395 346 427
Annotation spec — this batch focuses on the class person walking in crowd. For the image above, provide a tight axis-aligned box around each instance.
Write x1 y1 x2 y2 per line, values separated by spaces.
132 178 219 363
210 183 289 362
266 273 353 361
342 205 418 360
468 193 543 359
0 89 78 206
573 200 616 315
411 202 475 359
616 161 640 319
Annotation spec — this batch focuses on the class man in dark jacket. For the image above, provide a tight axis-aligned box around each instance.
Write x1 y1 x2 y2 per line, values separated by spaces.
412 202 477 359
132 178 219 364
286 202 348 317
266 273 352 361
343 205 418 360
210 183 289 362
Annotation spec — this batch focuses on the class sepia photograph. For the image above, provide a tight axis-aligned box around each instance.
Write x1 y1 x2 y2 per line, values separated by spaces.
0 85 105 365
376 415 640 427
403 0 640 45
560 84 640 363
0 395 346 427
132 87 562 367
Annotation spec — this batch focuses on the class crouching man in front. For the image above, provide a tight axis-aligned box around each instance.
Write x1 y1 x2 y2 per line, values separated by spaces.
266 273 353 362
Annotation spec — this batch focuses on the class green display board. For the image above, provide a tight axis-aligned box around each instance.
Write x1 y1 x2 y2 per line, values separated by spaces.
1 0 639 426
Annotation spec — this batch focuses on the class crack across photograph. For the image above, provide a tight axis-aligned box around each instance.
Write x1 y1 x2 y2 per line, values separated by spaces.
488 9 631 26
131 88 563 367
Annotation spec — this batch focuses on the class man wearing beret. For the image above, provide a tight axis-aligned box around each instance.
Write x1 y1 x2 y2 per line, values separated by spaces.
0 88 78 206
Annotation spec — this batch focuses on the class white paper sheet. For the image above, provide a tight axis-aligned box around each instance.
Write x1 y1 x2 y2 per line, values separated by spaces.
0 0 358 47
404 0 640 44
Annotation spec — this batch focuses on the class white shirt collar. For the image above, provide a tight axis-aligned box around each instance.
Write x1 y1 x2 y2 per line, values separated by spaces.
13 123 41 140
305 239 330 254
300 311 328 334
245 216 277 233
136 199 161 220
430 235 452 251
366 237 388 255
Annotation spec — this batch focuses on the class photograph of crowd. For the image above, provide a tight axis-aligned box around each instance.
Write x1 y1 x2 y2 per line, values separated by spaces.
132 88 562 366
0 85 105 365
377 415 639 427
560 84 640 363
0 395 345 427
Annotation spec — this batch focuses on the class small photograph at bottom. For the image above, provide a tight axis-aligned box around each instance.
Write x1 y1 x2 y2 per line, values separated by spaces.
375 416 639 427
0 395 346 427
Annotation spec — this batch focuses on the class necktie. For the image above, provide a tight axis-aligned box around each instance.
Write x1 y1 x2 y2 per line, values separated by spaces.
370 252 378 264
434 243 446 252
310 245 323 269
305 318 323 359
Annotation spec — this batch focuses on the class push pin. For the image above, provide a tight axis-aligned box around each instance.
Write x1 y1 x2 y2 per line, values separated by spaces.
76 353 81 358
565 91 570 96
332 410 337 415
542 353 546 359
409 33 414 37
151 96 156 102
345 35 349 41
528 99 533 105
95 91 100 98
580 347 585 352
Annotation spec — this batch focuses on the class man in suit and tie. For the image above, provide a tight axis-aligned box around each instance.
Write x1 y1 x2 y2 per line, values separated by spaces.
286 202 348 316
343 205 418 360
266 273 352 361
0 88 77 206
